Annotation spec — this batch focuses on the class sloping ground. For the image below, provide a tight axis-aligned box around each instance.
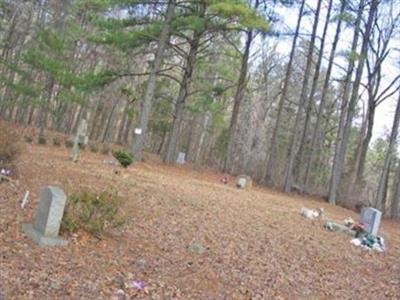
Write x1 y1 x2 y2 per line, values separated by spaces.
1 144 399 299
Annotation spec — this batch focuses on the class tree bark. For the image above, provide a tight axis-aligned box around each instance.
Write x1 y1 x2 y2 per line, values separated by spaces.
283 0 322 193
353 103 375 185
295 0 333 187
352 3 399 186
390 160 400 218
375 91 400 211
225 29 253 174
328 0 371 204
304 0 346 191
102 99 118 143
131 0 175 161
163 3 206 163
265 0 305 185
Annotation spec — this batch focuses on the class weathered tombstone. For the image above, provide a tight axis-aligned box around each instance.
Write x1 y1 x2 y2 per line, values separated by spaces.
360 207 382 236
236 175 252 189
72 119 88 162
176 152 186 164
237 177 247 189
22 186 68 246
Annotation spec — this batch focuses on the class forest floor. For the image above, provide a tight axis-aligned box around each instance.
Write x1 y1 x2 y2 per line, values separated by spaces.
1 143 400 299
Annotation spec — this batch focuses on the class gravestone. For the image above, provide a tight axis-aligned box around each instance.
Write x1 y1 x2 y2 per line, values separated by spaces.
22 186 68 246
176 152 186 164
360 207 382 236
72 119 88 162
237 177 247 189
236 175 252 189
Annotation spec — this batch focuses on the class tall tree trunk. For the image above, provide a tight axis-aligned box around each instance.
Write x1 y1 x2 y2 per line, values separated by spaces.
304 0 346 191
195 113 210 164
390 160 400 218
131 0 175 161
295 0 333 186
102 99 118 143
329 0 378 204
348 104 368 185
264 0 305 185
328 0 369 204
1 5 32 118
283 0 322 193
163 3 205 163
117 100 130 144
352 2 398 186
225 29 253 174
375 91 400 211
38 77 55 138
352 102 375 186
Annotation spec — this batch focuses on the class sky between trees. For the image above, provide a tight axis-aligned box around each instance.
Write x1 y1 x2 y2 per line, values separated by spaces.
264 0 400 139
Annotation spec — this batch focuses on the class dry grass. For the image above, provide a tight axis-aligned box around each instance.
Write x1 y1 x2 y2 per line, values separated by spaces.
0 142 399 299
0 121 21 163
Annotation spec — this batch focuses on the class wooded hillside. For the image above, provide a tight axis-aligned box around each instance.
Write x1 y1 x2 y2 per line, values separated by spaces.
0 0 399 216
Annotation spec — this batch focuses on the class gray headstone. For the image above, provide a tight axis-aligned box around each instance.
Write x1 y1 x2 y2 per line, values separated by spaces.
360 207 382 236
22 186 68 246
176 152 186 164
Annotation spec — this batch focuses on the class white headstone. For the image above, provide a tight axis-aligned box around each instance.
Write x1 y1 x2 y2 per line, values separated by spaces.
236 175 252 189
360 207 382 236
177 152 186 164
22 186 68 246
237 177 247 189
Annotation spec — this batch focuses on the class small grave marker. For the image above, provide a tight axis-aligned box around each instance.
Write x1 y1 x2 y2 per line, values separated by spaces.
360 207 382 236
177 152 186 164
236 175 252 189
22 186 68 246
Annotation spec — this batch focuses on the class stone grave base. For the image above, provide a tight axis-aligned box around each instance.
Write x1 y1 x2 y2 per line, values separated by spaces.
22 223 68 246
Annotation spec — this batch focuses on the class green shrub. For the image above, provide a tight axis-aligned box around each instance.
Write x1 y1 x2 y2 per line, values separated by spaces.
53 137 61 146
113 150 133 168
38 135 47 145
24 136 33 144
61 190 127 238
65 140 74 148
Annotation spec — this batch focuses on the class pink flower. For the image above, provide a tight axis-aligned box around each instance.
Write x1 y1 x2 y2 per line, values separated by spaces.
129 280 145 291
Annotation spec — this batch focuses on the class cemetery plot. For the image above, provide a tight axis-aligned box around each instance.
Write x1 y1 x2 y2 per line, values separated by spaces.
22 186 68 246
0 144 399 299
